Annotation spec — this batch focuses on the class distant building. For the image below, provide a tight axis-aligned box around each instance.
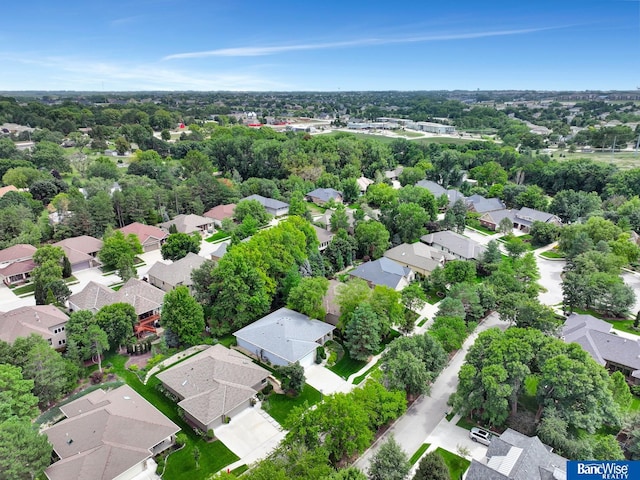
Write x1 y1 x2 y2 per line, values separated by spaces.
383 242 451 277
0 243 37 286
306 188 343 205
53 235 103 272
118 222 168 252
349 257 415 291
241 194 289 217
479 207 561 233
415 180 466 206
159 214 215 235
203 203 236 227
409 121 456 135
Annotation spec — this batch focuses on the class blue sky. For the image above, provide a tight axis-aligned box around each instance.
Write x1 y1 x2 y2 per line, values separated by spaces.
0 0 638 91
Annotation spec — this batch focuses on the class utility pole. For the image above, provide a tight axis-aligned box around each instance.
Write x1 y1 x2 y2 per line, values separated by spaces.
611 135 617 161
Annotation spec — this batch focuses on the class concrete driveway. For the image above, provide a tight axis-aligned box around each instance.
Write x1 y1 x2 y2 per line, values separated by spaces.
214 406 285 465
425 416 488 461
305 364 354 395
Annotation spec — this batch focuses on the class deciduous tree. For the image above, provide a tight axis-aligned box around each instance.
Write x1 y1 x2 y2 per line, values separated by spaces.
368 436 410 480
161 232 201 261
161 286 205 346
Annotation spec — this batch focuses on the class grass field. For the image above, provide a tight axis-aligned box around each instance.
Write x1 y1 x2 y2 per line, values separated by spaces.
436 447 471 480
262 384 322 425
556 150 640 170
328 344 368 379
540 250 565 259
326 131 477 145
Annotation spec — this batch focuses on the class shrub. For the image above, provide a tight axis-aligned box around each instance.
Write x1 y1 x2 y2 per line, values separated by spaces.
262 383 273 395
128 364 139 372
175 433 187 447
90 371 104 384
207 429 215 440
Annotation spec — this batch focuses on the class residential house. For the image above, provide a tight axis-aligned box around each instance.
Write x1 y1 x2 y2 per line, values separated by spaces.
349 257 415 291
234 307 335 367
203 203 236 227
415 180 466 206
68 278 164 337
43 385 180 480
421 230 487 261
0 243 37 286
157 344 269 431
562 313 640 385
383 242 451 277
306 188 343 205
466 194 505 214
312 225 335 251
356 176 374 194
242 194 289 217
384 166 404 182
147 252 207 293
158 213 215 235
53 235 103 272
118 222 168 252
0 305 69 349
479 208 561 233
465 428 567 480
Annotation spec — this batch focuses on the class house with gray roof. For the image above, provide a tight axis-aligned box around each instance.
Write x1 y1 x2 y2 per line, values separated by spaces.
234 307 334 367
312 225 335 251
157 344 269 431
306 187 343 205
0 305 69 349
147 252 207 293
415 180 465 206
562 313 640 385
465 428 567 480
421 230 487 261
383 242 451 277
43 384 180 480
242 194 289 217
356 176 374 193
479 208 561 233
349 257 415 290
466 194 505 214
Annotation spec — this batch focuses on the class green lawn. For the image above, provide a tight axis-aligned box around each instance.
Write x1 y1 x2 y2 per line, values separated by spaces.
436 447 471 480
326 131 477 145
557 150 640 170
409 443 431 465
455 416 477 431
466 224 495 236
392 129 424 138
540 250 565 259
629 395 640 413
205 231 231 243
352 359 381 385
216 334 237 347
262 384 322 425
12 283 35 295
101 352 239 478
328 345 368 379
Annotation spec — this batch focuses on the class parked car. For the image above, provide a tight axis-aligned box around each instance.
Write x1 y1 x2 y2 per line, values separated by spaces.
469 427 495 446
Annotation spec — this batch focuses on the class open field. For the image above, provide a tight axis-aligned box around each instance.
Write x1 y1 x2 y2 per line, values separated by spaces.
326 131 478 145
555 150 640 170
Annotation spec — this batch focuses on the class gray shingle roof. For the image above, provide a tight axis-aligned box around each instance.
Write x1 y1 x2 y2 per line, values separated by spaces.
44 385 179 480
383 242 449 274
466 428 567 480
349 257 412 289
467 195 506 213
415 180 465 205
147 252 207 289
306 188 342 202
234 308 334 364
242 194 289 211
156 344 269 426
0 305 68 344
68 278 164 316
158 214 213 234
421 230 487 260
562 313 640 379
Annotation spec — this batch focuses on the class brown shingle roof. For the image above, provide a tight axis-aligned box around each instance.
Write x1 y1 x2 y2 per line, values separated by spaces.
0 243 36 263
68 279 164 316
45 385 180 480
53 236 103 266
118 222 168 246
203 203 236 221
0 305 68 344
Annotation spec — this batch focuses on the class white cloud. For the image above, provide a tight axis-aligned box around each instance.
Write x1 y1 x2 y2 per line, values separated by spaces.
163 27 554 60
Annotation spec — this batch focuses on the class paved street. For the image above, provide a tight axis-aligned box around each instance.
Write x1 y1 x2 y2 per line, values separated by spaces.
354 312 506 471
